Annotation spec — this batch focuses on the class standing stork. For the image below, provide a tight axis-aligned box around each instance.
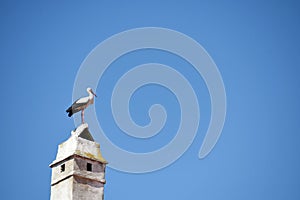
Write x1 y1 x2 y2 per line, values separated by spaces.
66 87 97 124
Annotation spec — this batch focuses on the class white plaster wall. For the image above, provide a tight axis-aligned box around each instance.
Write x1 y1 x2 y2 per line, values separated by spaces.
51 158 74 185
73 157 105 182
50 177 73 200
73 176 104 200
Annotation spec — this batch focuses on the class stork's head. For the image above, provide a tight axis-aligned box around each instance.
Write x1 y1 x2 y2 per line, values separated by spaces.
87 87 97 97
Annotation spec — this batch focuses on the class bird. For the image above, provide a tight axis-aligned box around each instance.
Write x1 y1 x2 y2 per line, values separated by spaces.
66 87 97 124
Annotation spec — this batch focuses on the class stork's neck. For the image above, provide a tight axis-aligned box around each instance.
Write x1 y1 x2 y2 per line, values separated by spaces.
88 91 94 99
87 91 95 104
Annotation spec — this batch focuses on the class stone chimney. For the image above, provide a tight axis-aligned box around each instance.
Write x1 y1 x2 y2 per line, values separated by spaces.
50 123 107 200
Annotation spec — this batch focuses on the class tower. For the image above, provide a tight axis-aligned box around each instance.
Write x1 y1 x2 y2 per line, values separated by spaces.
50 124 107 200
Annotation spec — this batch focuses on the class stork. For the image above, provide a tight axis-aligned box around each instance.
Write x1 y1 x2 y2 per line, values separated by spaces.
66 87 97 124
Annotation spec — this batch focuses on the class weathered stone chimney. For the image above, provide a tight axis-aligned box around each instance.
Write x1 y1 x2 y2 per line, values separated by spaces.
50 123 107 200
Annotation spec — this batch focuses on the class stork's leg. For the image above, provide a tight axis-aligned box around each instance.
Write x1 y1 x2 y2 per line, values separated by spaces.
81 109 85 124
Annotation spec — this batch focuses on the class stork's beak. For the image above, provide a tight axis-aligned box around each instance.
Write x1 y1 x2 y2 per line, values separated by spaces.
91 91 97 97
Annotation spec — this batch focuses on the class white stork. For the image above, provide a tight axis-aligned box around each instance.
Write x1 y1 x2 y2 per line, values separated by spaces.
66 87 97 124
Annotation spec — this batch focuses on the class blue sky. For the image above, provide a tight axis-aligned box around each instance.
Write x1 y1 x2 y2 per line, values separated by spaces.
1 0 300 199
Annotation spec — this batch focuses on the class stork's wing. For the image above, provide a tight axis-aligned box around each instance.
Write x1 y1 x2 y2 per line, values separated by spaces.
75 96 89 104
71 97 89 111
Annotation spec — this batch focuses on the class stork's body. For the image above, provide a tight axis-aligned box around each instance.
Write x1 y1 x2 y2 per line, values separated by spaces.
66 88 97 124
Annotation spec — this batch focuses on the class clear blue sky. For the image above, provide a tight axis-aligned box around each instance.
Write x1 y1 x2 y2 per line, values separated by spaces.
1 0 300 199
